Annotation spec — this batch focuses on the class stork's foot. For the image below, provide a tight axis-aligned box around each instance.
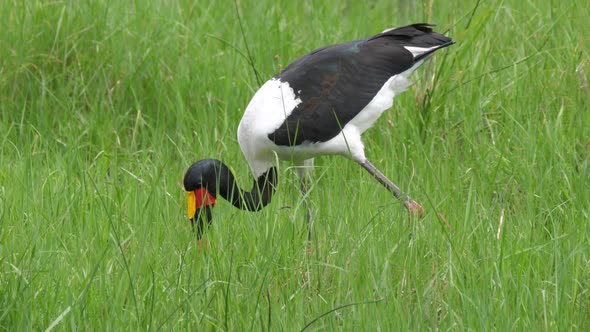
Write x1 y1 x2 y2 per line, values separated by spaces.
404 200 425 219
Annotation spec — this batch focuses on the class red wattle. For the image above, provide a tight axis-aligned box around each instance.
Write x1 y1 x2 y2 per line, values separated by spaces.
194 188 216 208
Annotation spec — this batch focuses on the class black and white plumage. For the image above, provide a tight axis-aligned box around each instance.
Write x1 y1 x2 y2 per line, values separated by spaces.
184 24 454 240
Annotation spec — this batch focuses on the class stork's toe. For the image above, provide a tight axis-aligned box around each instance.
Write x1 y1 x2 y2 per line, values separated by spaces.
405 200 425 219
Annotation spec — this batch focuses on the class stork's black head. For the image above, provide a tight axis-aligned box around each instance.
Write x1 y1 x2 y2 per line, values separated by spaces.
183 159 223 238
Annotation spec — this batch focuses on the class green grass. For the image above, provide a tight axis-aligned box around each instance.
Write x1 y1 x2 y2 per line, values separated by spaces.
1 0 589 330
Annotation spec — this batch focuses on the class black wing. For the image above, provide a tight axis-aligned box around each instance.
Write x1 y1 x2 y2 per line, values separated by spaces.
268 23 453 146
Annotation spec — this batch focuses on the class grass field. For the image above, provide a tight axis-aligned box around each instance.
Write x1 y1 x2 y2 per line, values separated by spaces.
1 0 589 330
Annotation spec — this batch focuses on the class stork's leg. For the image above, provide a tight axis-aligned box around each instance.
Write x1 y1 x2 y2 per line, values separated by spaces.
360 159 425 217
300 177 313 241
296 159 314 241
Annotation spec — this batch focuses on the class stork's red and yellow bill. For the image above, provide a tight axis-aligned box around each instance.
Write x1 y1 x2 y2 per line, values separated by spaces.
187 187 216 219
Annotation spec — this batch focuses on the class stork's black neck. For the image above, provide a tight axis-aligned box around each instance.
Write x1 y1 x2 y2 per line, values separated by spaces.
221 164 278 211
184 159 277 211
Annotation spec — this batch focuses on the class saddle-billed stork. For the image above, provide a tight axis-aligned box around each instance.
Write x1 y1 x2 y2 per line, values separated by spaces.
184 23 454 240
